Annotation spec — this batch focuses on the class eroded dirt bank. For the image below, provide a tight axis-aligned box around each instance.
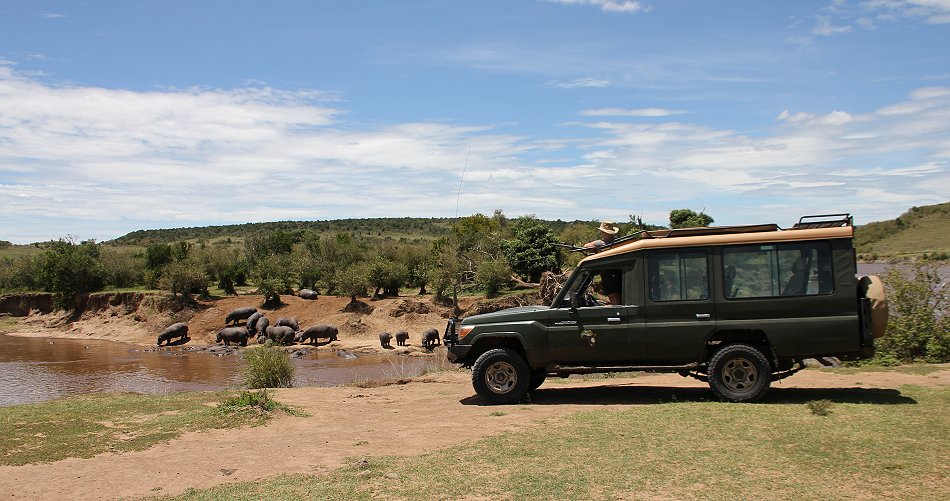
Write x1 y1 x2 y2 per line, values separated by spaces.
1 292 485 356
0 368 947 501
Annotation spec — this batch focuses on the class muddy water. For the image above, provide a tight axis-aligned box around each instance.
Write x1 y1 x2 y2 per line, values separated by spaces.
0 334 433 407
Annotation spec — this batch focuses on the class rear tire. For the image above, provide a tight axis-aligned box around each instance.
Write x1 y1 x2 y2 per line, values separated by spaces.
708 343 771 402
472 348 530 405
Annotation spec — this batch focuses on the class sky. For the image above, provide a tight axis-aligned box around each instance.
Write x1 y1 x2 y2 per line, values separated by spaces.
1 0 949 244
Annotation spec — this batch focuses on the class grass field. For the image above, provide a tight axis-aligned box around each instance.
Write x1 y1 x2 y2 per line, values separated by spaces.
0 391 295 467
164 384 949 501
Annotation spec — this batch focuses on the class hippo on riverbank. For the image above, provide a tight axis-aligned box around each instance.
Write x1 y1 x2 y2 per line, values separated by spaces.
395 330 409 346
379 332 393 349
246 312 263 332
297 324 338 344
265 325 296 345
225 307 257 326
422 328 440 350
216 326 249 346
275 317 299 331
297 289 318 300
156 323 189 346
255 316 270 338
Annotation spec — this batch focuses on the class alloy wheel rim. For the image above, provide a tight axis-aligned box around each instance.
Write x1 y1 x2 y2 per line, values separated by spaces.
485 361 517 394
722 357 758 393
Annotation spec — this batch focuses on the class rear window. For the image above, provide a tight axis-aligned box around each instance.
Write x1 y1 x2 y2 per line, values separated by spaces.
648 251 709 302
722 242 834 298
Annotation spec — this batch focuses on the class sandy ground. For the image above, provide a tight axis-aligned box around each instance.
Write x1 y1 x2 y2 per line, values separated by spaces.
4 293 478 356
0 367 947 501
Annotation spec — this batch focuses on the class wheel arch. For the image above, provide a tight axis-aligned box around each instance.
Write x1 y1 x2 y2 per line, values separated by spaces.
467 333 529 367
703 328 777 368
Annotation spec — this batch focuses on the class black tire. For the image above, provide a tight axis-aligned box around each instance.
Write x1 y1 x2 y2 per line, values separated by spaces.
708 343 771 402
472 348 530 405
529 371 547 391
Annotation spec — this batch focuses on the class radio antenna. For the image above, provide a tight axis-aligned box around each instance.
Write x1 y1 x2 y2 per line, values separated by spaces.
455 146 471 219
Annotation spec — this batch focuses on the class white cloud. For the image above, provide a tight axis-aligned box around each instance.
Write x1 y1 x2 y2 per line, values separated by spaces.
41 13 66 19
552 78 611 89
542 0 646 14
812 15 854 35
580 107 686 117
0 63 947 242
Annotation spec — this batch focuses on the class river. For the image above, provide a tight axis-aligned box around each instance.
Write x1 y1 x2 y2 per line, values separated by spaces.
0 334 433 407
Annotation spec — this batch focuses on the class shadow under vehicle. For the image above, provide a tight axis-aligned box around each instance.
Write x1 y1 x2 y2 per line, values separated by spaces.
445 214 888 404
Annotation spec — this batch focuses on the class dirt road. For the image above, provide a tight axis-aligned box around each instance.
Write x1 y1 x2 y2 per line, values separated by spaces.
1 367 947 500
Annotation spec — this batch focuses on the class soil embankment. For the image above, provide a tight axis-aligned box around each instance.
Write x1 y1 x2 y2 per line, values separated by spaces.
0 291 489 355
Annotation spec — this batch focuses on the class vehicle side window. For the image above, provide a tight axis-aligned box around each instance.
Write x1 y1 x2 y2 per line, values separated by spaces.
722 242 834 298
648 251 709 302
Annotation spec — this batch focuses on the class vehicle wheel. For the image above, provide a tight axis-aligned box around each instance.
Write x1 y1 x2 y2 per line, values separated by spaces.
472 348 530 405
529 371 547 391
708 343 771 402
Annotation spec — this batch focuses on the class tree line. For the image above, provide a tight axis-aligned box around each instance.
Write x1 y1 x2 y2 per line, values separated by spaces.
1 210 714 308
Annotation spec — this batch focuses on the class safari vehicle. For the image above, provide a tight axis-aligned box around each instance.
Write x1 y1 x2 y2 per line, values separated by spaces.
444 214 887 404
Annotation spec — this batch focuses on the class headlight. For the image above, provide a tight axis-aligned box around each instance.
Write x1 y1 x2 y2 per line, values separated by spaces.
458 325 474 341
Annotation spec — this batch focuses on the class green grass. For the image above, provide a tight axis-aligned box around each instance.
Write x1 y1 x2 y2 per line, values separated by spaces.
0 391 298 466
164 384 949 501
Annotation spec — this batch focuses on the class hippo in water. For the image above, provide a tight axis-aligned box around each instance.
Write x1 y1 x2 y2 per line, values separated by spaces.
395 330 409 346
225 307 257 326
379 332 393 349
216 326 249 346
297 324 338 344
421 328 440 350
156 323 189 346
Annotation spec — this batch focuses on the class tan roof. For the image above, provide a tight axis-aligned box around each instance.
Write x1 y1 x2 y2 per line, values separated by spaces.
582 225 853 263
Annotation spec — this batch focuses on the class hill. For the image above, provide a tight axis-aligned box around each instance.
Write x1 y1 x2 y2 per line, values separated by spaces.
854 202 950 260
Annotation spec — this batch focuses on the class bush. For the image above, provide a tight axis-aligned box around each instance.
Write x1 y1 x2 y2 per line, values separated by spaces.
35 238 105 308
477 260 513 297
241 342 295 388
158 260 209 298
875 262 949 363
806 399 834 416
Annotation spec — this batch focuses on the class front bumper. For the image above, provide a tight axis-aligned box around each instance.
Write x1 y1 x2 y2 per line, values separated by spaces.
446 343 471 364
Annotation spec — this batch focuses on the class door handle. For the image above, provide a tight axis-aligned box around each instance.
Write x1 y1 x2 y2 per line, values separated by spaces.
696 313 711 320
607 317 621 323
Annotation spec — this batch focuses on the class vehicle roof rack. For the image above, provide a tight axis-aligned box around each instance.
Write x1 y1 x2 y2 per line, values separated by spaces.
641 223 780 239
792 213 852 230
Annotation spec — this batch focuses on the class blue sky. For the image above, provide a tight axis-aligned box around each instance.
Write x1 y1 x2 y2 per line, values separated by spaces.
1 0 948 243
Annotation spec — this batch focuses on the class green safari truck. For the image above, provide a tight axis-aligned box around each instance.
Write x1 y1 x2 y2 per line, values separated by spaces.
445 214 887 404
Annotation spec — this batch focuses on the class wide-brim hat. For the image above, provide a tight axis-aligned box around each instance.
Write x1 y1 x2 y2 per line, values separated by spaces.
598 221 619 235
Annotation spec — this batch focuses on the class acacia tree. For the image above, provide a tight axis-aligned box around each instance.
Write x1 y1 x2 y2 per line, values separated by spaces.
669 209 714 229
502 217 562 283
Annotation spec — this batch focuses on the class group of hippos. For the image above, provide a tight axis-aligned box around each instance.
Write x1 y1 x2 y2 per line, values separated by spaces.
154 305 442 350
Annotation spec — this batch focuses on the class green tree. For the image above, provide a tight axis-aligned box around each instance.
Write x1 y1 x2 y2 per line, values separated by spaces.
144 242 173 270
502 217 563 283
335 264 369 303
158 260 209 298
669 209 714 229
875 263 949 363
254 254 294 308
477 260 513 297
35 238 105 308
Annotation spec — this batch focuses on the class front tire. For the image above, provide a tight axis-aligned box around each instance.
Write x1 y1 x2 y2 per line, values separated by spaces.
708 343 771 402
472 348 530 405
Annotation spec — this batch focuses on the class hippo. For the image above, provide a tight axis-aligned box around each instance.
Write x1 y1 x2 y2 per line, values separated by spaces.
225 307 257 326
422 328 440 350
216 326 249 346
255 316 270 338
297 289 319 300
265 325 296 345
156 323 189 346
246 312 263 332
297 324 338 344
395 330 409 346
379 332 393 349
275 317 299 331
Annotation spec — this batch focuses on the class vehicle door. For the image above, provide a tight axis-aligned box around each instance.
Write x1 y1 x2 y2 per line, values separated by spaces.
545 261 646 364
643 249 716 362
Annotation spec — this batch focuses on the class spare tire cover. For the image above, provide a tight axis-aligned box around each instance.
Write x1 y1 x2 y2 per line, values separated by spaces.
859 275 889 339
